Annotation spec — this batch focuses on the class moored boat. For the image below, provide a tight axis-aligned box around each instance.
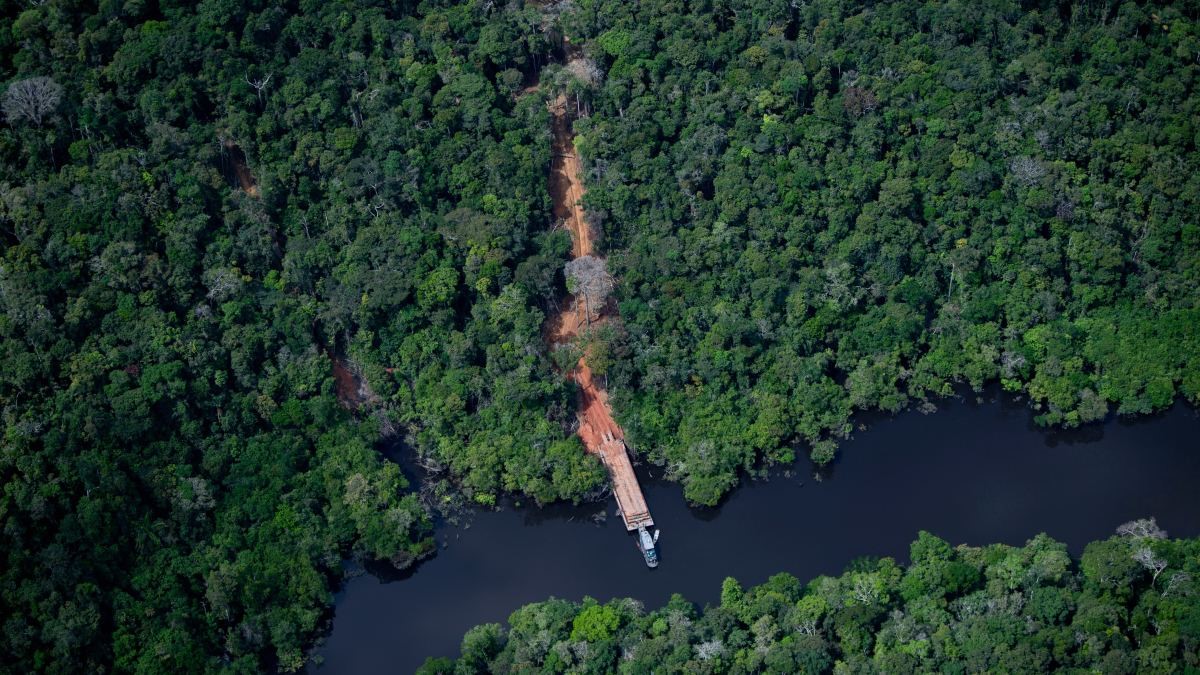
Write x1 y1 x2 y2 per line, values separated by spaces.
636 525 660 568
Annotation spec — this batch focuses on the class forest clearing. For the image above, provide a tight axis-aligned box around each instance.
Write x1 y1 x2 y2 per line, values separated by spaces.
544 93 653 533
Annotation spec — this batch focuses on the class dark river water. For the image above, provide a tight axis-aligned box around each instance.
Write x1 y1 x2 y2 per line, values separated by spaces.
314 395 1199 674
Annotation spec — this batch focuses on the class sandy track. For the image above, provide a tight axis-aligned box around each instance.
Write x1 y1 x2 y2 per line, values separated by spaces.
549 96 591 258
544 96 652 529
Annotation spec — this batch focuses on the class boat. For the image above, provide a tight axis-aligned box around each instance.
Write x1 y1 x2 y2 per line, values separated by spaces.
636 525 660 568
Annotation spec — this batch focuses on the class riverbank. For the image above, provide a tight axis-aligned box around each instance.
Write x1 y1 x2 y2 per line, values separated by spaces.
426 526 1199 672
313 396 1200 674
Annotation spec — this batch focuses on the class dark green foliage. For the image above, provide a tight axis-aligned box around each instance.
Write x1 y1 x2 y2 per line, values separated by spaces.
3 0 1198 670
559 0 1200 504
434 532 1200 673
0 0 600 672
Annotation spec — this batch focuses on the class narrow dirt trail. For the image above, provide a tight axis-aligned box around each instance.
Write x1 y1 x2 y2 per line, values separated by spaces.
546 95 591 343
544 95 653 530
549 95 591 258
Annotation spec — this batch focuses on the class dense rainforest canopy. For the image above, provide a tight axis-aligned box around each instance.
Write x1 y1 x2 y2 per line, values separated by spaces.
0 0 1197 672
0 0 600 671
562 0 1200 504
423 526 1200 673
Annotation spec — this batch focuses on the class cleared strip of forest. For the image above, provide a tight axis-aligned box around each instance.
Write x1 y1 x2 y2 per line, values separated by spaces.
544 94 652 531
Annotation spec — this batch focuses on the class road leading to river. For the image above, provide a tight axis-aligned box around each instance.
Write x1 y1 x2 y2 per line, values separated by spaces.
544 93 653 531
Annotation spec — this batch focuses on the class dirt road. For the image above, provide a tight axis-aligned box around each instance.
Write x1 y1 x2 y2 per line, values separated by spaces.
544 95 652 530
549 96 591 258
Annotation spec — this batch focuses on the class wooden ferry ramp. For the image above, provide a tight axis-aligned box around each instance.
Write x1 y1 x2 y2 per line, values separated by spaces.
603 435 654 530
543 93 654 533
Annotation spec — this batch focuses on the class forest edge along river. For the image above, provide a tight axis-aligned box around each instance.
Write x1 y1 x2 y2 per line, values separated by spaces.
313 51 1199 674
313 395 1200 674
10 2 1200 673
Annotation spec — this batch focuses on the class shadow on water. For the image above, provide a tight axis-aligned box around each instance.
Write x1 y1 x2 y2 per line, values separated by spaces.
359 557 421 585
512 497 610 528
1042 420 1107 446
311 394 1200 675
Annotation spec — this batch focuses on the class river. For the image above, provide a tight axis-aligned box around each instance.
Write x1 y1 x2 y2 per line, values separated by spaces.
313 394 1199 674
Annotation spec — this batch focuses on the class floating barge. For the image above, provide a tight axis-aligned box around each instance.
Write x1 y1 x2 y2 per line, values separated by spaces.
598 431 659 567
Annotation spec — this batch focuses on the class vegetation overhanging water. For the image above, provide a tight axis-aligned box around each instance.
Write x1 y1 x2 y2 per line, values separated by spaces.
315 396 1200 673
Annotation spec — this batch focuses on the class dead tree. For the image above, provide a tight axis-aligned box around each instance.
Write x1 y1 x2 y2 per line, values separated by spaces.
3 76 62 126
1117 518 1167 540
245 73 272 107
564 255 613 325
558 57 603 117
1162 571 1192 598
1133 546 1168 584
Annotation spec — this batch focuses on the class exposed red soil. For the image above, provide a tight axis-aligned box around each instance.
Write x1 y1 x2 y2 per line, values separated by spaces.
549 96 591 259
544 95 652 529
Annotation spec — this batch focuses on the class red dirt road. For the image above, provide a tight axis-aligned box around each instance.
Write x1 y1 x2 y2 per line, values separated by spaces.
545 95 652 530
549 96 591 258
